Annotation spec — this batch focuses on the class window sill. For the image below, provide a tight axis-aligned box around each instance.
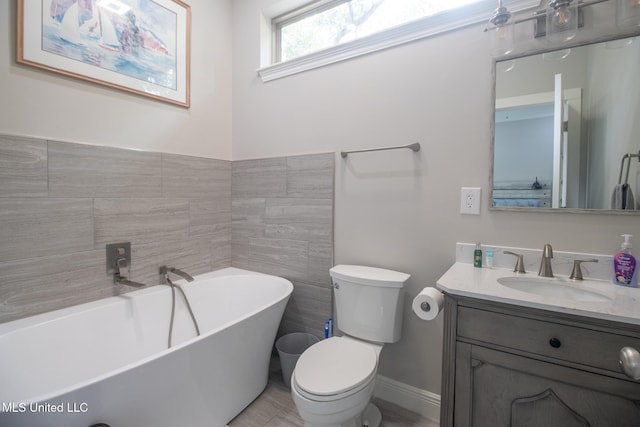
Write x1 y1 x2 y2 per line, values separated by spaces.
258 0 539 82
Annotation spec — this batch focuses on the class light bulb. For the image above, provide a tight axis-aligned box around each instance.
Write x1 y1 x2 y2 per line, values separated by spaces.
496 25 506 39
490 22 515 56
556 8 569 25
488 1 514 57
546 1 578 43
617 0 640 28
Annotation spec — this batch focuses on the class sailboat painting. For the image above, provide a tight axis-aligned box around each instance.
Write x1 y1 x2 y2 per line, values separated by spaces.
17 0 190 107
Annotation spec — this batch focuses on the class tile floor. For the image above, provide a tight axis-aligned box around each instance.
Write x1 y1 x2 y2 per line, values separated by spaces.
228 357 439 427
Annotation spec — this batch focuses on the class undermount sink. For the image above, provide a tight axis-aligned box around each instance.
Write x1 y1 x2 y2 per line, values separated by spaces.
497 276 612 303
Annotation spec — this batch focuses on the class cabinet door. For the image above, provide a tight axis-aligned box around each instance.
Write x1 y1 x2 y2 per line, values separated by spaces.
454 343 640 427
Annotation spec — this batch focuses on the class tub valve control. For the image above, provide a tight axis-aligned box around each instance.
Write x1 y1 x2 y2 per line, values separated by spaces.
106 242 145 288
106 242 131 276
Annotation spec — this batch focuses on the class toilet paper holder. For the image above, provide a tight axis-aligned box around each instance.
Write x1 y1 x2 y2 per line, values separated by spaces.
420 301 431 312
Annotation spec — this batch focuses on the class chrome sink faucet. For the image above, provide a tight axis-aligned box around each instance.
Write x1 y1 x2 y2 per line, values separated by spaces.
538 243 554 278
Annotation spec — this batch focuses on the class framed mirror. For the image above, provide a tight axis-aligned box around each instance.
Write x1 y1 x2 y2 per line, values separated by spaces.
491 35 640 213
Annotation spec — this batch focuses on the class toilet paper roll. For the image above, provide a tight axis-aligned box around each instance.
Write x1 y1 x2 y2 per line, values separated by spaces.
412 287 444 321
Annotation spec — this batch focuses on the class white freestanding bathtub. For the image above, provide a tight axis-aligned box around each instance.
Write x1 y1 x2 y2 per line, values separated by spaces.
0 267 293 427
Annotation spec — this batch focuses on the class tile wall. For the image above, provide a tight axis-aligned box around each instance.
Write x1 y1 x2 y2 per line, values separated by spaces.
0 134 231 323
232 154 334 338
0 134 334 337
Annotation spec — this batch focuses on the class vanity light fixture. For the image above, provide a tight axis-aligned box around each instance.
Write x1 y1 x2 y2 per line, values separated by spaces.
487 0 628 57
488 0 515 56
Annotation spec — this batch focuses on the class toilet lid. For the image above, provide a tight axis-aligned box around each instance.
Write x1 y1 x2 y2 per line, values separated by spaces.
294 337 377 397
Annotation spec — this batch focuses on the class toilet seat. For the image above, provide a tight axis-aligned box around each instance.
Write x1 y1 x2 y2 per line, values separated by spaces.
293 337 378 402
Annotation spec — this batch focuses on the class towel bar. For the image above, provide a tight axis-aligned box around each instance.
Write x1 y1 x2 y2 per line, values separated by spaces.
618 151 640 185
340 142 420 158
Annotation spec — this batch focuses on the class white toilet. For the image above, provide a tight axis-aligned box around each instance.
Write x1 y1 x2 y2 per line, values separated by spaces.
291 264 410 427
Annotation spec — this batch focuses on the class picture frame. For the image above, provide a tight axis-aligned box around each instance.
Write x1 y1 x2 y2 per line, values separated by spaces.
17 0 191 107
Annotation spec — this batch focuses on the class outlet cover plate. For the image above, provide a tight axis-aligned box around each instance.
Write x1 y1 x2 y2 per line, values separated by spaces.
460 187 481 215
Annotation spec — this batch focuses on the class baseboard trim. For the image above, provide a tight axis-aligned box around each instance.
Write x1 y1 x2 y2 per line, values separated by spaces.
373 375 440 422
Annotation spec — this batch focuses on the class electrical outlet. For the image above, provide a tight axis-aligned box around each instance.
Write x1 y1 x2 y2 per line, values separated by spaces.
460 187 481 215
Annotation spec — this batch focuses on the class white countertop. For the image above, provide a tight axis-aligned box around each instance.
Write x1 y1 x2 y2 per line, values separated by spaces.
436 262 640 326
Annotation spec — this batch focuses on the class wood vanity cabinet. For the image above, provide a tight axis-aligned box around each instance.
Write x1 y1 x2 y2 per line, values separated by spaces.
440 294 640 427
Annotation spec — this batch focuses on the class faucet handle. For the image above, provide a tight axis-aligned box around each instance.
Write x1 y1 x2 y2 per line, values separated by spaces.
116 258 129 277
569 259 599 281
504 251 526 274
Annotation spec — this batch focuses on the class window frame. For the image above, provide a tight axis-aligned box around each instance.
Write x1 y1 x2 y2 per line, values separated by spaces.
273 0 351 63
259 0 539 82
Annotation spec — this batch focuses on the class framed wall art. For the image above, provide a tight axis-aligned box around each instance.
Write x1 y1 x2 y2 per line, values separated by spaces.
17 0 191 107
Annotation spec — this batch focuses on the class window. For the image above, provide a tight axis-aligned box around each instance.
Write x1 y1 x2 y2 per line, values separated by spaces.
259 0 538 82
275 0 482 63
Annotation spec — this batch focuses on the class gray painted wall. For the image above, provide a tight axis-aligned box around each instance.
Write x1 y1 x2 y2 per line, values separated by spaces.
232 0 640 397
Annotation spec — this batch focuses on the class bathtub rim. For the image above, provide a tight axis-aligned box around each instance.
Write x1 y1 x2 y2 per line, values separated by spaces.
0 267 290 335
0 267 293 405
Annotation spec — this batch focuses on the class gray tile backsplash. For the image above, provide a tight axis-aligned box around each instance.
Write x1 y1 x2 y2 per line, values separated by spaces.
48 141 162 198
189 199 232 238
280 280 333 337
232 153 335 338
247 237 309 283
0 134 334 336
0 198 94 262
94 198 190 246
162 154 231 200
0 135 48 197
286 154 334 199
0 250 109 320
0 134 233 323
232 158 287 198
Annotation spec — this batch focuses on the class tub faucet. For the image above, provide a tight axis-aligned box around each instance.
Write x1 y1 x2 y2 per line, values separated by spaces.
538 244 554 278
114 258 146 288
159 266 194 284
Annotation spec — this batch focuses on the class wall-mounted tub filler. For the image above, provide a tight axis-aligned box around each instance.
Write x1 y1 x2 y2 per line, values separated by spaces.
106 242 145 288
159 266 195 283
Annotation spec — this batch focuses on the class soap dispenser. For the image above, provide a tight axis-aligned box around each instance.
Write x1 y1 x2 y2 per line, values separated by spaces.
614 234 638 288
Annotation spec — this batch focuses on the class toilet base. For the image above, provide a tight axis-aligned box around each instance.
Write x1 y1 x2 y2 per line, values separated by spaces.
361 403 381 427
299 402 381 427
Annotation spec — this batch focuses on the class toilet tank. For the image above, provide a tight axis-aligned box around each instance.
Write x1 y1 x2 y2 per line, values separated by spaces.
330 265 410 343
